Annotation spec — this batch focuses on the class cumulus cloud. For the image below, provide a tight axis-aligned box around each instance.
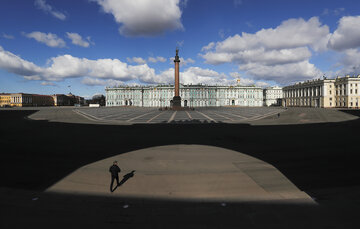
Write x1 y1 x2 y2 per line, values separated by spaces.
180 67 270 86
146 67 230 85
81 77 123 87
203 47 312 66
0 45 272 87
328 16 360 51
201 17 328 84
201 42 215 52
181 67 228 85
229 72 241 78
92 0 183 36
239 61 322 85
0 45 155 83
66 32 91 47
25 31 66 48
34 0 66 20
169 57 195 66
127 57 147 64
148 56 166 63
212 17 329 53
332 49 360 76
0 46 43 76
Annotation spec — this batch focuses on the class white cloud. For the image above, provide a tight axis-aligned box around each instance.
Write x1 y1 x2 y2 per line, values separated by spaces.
203 47 312 66
34 0 66 20
25 31 66 48
239 61 322 85
228 74 268 87
148 57 157 63
213 17 329 52
0 46 43 76
66 32 91 48
328 16 360 51
201 42 215 52
41 81 56 86
229 72 241 78
148 56 166 63
2 33 14 39
0 46 156 83
181 67 269 86
81 77 123 87
169 57 195 66
139 68 173 84
0 45 294 87
149 67 231 85
332 49 360 76
127 57 147 64
181 67 228 85
254 81 270 88
92 0 183 36
201 17 328 84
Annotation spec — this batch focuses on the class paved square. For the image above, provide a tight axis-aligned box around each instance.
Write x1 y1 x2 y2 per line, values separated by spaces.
75 106 284 124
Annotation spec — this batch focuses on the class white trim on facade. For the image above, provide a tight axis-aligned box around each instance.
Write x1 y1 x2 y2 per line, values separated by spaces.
282 75 360 108
105 84 264 107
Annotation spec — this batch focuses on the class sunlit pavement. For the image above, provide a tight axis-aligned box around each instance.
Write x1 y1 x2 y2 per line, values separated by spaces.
47 145 314 204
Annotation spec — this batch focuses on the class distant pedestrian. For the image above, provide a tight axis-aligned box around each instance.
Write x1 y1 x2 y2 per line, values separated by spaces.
277 113 280 118
109 160 121 192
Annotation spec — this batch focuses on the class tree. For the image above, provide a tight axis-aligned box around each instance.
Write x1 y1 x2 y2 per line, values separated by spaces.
91 94 105 106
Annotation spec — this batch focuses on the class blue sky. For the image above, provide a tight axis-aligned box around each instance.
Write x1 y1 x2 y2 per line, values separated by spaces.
1 0 360 98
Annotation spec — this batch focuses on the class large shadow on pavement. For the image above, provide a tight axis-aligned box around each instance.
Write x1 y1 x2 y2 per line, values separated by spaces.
1 109 360 203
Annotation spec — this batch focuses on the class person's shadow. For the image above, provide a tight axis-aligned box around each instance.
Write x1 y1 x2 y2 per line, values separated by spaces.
112 170 136 192
119 170 136 186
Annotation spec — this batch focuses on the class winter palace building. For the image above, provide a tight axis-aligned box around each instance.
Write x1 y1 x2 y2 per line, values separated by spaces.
105 84 263 107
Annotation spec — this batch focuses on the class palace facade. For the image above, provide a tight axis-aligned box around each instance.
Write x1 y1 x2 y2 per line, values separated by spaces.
282 75 360 108
263 86 283 106
105 84 264 107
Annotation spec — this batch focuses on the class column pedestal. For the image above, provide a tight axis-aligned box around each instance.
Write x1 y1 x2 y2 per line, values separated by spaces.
172 96 181 108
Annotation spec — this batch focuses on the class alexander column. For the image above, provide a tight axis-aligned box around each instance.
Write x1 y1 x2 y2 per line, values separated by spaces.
172 48 181 108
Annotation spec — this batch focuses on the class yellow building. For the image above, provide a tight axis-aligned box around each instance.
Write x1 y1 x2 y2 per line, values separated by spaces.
32 94 54 106
0 93 11 107
283 75 360 108
10 93 33 107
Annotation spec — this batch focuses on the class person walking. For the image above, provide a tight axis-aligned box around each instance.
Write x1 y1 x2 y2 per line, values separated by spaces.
109 160 121 192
